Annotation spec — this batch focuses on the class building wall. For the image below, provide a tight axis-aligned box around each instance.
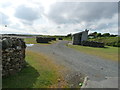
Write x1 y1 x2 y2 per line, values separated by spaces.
72 34 81 45
72 30 88 45
81 31 88 42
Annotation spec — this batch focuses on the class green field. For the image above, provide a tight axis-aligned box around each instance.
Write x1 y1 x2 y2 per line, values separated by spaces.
68 45 119 61
3 50 67 88
24 36 72 45
24 38 37 44
89 37 120 47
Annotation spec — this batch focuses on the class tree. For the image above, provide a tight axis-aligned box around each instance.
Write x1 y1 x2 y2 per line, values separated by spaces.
110 34 117 37
96 33 102 37
103 33 110 37
88 32 98 38
93 32 97 35
67 33 72 37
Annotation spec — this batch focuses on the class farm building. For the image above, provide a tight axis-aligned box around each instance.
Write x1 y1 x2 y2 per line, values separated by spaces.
72 29 89 45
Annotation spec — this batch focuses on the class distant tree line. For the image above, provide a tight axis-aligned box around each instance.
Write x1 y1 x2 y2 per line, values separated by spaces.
88 32 120 47
66 32 118 38
66 33 72 37
88 32 118 38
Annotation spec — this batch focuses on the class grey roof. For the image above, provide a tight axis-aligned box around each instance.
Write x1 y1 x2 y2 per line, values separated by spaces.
73 30 89 36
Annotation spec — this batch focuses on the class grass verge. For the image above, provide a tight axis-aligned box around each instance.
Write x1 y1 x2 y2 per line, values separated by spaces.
3 50 67 88
67 44 119 61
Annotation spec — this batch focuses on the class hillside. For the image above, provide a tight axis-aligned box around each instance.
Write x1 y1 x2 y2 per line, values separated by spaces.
89 37 120 47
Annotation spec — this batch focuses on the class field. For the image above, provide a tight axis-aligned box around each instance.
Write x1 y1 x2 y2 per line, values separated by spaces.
66 37 119 61
39 35 72 41
89 37 120 47
24 37 57 45
3 35 119 88
24 36 72 45
68 45 119 61
3 50 67 88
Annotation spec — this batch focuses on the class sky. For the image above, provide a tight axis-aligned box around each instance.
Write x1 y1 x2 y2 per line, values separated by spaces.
0 0 119 35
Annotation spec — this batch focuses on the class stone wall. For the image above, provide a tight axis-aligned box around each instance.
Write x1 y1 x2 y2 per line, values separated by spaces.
58 38 63 40
81 41 104 47
1 37 26 77
36 37 56 43
72 33 82 45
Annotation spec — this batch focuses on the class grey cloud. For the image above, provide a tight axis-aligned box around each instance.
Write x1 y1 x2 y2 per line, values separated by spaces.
15 5 41 22
96 24 112 30
0 12 10 25
48 2 118 24
20 20 33 25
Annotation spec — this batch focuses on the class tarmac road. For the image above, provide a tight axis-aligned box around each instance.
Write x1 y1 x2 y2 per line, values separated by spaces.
27 40 118 88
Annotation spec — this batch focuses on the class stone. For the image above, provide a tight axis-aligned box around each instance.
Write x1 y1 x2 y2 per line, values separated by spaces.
2 37 26 77
81 41 104 47
9 69 16 75
2 39 9 49
58 38 63 40
36 37 56 43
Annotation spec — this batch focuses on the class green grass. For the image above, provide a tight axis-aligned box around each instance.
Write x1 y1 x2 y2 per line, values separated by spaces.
3 50 67 88
62 37 72 41
89 37 119 42
24 38 38 44
68 45 119 61
89 37 120 47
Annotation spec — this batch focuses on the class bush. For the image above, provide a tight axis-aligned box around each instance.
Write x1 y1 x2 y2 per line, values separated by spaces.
113 42 120 47
89 37 120 47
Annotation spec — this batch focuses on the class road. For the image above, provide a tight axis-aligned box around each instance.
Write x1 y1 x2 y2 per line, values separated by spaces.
27 40 118 88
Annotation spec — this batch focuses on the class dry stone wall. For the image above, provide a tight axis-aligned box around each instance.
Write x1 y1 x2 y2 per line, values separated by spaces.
81 41 104 47
58 38 63 40
1 37 26 77
36 37 56 43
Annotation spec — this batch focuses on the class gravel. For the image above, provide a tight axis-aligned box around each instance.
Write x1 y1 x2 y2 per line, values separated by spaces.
27 40 118 88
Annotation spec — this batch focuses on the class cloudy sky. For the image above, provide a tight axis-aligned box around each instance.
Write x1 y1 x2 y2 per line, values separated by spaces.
0 0 119 35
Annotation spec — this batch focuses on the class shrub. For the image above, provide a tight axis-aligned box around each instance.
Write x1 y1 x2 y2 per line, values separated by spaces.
89 37 120 47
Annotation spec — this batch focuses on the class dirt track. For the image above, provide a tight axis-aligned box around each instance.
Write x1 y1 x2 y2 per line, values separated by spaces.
27 40 118 88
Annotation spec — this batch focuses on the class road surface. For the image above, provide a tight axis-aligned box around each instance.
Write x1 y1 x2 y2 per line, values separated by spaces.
27 40 118 88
